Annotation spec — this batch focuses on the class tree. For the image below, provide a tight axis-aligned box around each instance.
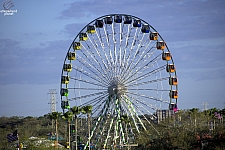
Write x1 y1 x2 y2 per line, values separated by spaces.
62 111 73 150
81 105 93 150
49 112 62 148
189 108 199 131
71 106 82 150
208 108 220 131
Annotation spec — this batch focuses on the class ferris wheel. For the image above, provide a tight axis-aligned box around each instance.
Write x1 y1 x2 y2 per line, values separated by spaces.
60 14 178 149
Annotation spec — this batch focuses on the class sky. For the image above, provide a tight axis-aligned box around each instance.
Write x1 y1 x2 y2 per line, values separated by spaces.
0 0 225 117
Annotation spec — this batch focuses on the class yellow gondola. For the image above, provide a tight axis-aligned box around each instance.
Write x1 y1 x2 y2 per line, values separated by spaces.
61 76 70 84
166 64 176 73
67 52 76 60
87 25 96 34
156 41 166 50
150 32 158 40
162 52 171 61
73 42 81 50
63 64 72 72
170 90 178 99
169 77 178 85
79 33 88 41
68 52 76 60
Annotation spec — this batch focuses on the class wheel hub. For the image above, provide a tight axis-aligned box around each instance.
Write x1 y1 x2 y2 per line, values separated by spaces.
108 77 127 98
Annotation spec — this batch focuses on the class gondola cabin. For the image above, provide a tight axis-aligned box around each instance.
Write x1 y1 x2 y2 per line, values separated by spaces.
87 25 96 34
61 88 69 96
104 16 113 24
170 90 178 99
150 32 158 40
124 15 132 24
156 41 166 50
114 15 122 23
63 64 72 72
67 52 76 60
133 19 141 27
61 100 70 109
166 64 176 73
61 76 70 84
141 24 150 33
169 103 178 112
95 19 104 28
162 52 171 61
169 77 178 85
79 33 88 41
73 42 81 50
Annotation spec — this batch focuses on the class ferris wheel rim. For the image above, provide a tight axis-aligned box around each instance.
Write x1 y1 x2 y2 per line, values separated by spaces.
60 13 178 149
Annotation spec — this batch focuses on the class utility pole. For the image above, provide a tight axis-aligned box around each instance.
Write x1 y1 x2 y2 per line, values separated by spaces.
48 89 57 113
201 102 208 111
48 89 57 129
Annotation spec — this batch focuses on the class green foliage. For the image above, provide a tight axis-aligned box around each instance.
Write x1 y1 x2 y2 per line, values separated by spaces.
81 105 93 114
0 108 224 149
48 112 62 120
71 106 82 116
61 111 73 121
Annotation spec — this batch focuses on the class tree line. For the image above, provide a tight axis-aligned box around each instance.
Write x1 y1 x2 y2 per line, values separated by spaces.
0 107 224 149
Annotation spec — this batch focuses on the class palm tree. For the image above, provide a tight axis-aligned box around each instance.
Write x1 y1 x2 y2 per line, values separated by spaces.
82 105 93 150
121 115 130 150
203 109 211 129
71 106 82 150
189 108 199 131
208 108 220 131
62 111 73 150
49 112 62 148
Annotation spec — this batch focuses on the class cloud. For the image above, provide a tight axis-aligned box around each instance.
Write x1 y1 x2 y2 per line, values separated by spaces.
62 23 86 38
172 42 225 69
0 38 72 85
167 41 225 81
59 0 225 42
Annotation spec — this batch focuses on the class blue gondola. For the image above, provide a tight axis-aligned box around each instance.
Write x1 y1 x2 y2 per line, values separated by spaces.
95 19 104 28
124 15 132 24
114 14 122 23
133 19 141 27
141 24 150 33
104 16 113 24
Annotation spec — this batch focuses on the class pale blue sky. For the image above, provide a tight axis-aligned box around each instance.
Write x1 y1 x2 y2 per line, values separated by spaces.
0 0 225 117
